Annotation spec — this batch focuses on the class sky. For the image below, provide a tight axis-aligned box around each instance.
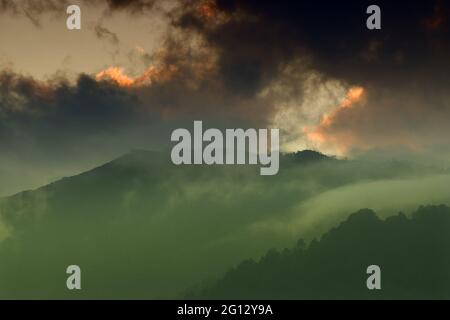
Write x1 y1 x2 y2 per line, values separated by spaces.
0 0 449 196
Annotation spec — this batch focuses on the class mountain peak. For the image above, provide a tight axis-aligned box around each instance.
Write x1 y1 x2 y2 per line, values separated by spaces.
283 150 334 163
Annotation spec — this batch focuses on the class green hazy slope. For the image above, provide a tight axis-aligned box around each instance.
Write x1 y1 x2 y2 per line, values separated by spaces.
0 150 449 298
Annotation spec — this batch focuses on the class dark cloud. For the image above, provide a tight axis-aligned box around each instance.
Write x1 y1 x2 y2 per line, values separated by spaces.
0 71 143 153
176 2 305 96
0 58 273 160
176 0 449 92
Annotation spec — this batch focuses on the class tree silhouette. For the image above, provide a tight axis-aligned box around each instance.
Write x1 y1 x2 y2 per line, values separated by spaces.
192 205 450 299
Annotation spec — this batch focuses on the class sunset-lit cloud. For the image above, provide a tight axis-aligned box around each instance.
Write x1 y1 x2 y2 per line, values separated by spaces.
95 65 178 87
95 67 135 87
303 86 366 156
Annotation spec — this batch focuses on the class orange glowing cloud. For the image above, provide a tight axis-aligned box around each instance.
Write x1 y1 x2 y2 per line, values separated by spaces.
341 86 365 108
303 86 366 155
95 65 178 88
95 67 134 87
